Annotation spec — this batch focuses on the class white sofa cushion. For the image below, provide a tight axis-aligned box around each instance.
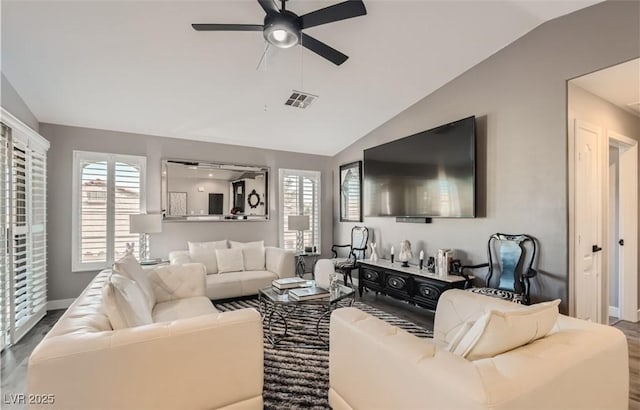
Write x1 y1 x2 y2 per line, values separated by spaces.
242 247 266 271
112 254 155 311
216 248 245 273
452 299 560 360
229 240 264 249
147 263 207 303
101 274 154 329
152 296 218 323
206 270 278 300
188 240 228 274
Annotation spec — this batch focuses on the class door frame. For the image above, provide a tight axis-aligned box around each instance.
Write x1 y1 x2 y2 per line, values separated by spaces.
607 131 638 322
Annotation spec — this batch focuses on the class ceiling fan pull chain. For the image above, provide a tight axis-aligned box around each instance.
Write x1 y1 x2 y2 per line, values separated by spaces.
257 42 270 71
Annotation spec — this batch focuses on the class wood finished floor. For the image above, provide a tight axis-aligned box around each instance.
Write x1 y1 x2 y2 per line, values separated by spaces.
1 296 638 409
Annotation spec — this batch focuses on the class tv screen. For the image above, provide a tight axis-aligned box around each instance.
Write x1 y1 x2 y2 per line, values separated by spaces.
364 116 476 218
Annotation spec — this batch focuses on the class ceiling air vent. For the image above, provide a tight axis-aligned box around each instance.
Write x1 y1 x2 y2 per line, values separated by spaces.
285 90 318 109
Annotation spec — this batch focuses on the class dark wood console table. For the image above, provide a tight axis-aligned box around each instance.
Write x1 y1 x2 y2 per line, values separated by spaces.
357 260 470 310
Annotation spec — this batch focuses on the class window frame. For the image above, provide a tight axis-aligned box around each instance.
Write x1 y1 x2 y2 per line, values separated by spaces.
71 150 146 272
278 168 321 253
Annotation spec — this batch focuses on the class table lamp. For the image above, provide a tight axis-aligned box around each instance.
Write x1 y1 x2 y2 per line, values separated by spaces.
288 215 310 252
129 214 162 263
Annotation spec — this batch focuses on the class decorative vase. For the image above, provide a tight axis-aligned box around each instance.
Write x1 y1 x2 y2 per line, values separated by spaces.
369 242 379 262
329 271 339 291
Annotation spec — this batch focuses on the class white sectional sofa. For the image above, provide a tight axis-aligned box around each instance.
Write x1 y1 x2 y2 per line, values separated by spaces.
28 259 264 410
169 240 295 300
330 289 629 410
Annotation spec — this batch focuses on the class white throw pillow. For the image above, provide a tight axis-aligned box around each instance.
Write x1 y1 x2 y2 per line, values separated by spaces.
188 240 228 274
445 320 476 352
112 255 155 311
242 247 266 271
229 240 264 249
102 274 154 329
215 248 245 273
452 299 560 360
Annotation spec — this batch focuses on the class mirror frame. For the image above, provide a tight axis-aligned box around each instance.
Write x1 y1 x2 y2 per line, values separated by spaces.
161 159 270 222
339 160 363 222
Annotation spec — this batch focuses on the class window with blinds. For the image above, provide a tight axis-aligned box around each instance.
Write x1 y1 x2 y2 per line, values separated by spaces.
72 152 145 271
0 111 50 350
279 169 321 252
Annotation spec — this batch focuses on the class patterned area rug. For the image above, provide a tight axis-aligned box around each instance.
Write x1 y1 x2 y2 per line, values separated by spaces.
215 298 433 409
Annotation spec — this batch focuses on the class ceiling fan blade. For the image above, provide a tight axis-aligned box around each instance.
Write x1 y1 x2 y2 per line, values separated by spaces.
192 24 263 31
257 0 280 15
300 33 348 66
299 0 366 29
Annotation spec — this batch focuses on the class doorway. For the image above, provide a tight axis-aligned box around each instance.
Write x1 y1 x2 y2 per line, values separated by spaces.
568 58 640 324
608 132 638 322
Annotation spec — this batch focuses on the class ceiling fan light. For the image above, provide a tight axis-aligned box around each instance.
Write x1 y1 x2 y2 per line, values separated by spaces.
272 29 287 42
264 23 299 48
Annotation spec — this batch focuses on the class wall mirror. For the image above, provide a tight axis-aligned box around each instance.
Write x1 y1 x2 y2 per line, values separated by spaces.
161 159 269 221
340 161 363 222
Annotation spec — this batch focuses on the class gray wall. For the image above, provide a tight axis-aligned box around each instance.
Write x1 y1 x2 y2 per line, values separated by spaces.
331 0 640 312
568 82 640 311
40 123 333 301
1 72 39 131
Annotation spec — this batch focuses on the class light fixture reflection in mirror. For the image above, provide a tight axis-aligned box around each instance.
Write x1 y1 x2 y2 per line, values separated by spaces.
161 160 269 222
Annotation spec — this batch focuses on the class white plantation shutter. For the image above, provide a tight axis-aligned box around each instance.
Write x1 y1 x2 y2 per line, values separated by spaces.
0 110 50 349
11 141 31 339
29 149 47 321
72 152 145 271
279 169 321 252
114 161 142 260
0 124 9 349
79 159 108 265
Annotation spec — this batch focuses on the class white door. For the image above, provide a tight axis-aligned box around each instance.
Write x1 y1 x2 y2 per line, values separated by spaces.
574 120 602 322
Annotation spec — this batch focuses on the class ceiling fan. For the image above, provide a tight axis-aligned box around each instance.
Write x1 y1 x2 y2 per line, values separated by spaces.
192 0 367 66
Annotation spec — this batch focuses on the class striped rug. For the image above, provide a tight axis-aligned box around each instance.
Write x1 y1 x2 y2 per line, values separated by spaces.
215 298 433 409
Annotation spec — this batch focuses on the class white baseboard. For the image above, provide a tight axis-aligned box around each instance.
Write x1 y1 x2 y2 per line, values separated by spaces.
609 306 620 318
47 298 74 311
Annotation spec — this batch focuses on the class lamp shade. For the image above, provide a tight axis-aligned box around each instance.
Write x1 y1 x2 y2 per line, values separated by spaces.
288 215 309 231
129 214 162 234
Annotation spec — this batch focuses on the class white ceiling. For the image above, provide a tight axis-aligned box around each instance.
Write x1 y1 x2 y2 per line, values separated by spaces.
571 58 640 117
1 0 600 156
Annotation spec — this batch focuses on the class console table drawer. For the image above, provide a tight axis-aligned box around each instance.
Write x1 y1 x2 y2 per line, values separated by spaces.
384 272 410 297
360 268 381 284
414 282 442 301
412 278 453 309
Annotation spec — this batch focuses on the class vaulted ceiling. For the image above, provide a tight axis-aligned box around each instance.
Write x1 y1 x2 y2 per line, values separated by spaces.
1 0 600 155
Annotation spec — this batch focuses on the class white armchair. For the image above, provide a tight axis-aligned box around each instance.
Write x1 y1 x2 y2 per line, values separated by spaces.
329 289 629 410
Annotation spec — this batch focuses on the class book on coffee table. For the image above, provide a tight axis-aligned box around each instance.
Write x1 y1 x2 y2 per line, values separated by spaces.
289 286 330 301
272 277 310 290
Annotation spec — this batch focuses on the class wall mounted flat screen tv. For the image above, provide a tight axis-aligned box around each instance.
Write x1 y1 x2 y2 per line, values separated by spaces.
364 116 476 218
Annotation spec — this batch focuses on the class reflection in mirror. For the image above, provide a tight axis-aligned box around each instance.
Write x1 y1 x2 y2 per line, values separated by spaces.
161 160 269 221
